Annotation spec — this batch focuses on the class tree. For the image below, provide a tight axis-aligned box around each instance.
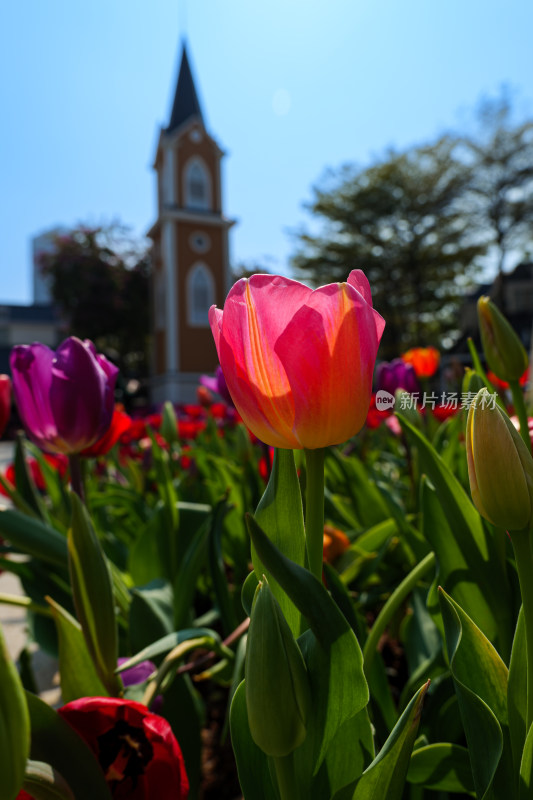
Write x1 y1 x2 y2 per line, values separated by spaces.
291 137 486 357
38 225 150 382
459 92 533 303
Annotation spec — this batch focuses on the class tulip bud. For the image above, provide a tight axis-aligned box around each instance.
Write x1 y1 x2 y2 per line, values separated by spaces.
160 401 178 444
462 369 485 398
466 388 533 530
245 578 310 756
477 296 528 382
395 389 421 427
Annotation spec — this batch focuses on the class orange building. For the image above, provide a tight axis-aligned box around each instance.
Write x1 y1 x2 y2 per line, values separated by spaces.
148 44 235 404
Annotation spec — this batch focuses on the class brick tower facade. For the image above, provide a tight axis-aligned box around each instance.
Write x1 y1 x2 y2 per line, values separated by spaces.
148 43 234 404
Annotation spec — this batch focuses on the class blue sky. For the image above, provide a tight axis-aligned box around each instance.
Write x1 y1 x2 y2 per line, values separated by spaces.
2 0 532 304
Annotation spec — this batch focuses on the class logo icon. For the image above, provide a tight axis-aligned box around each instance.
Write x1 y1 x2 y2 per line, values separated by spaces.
375 390 395 411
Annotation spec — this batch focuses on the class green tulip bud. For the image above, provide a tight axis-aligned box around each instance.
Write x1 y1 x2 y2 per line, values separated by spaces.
477 296 528 382
245 578 310 757
160 400 178 444
466 388 533 530
394 390 420 427
462 369 485 398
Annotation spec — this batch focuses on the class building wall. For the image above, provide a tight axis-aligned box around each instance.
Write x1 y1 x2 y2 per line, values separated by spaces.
176 127 221 212
175 220 225 372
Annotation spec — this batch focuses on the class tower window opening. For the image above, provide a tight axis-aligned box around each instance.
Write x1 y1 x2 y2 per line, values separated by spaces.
185 159 211 210
188 263 215 326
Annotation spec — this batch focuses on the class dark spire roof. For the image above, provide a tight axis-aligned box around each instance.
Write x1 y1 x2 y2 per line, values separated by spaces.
167 43 203 134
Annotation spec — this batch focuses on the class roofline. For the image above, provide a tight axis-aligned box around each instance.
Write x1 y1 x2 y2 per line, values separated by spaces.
151 118 225 168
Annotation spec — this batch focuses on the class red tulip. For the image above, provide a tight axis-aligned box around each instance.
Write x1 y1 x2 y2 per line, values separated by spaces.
81 409 132 457
401 347 440 379
209 270 384 449
57 697 189 799
365 393 393 429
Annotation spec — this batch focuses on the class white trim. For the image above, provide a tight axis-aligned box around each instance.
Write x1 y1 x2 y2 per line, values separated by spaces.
163 146 175 205
159 209 236 228
162 221 179 371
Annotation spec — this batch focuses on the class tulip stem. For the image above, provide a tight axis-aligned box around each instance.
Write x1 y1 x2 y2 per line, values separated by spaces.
510 379 532 454
68 454 85 502
363 551 436 677
273 755 299 800
511 528 533 729
304 448 325 581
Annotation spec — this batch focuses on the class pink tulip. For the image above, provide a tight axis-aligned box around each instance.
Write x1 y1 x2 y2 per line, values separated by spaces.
209 270 385 449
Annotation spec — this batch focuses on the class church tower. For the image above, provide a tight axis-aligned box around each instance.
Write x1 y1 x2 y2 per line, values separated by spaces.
148 43 235 404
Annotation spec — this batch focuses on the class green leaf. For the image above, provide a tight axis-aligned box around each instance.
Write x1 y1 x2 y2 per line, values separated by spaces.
128 506 166 585
47 598 108 702
400 413 513 657
14 436 47 520
172 514 211 630
439 587 510 799
326 450 389 528
21 760 75 800
422 478 499 644
118 627 222 672
150 432 179 533
322 708 374 797
25 691 113 800
350 680 430 800
247 513 368 770
128 580 174 654
67 493 122 695
509 608 527 779
241 570 259 617
519 721 533 799
407 743 475 794
253 449 306 637
159 673 204 799
0 623 30 800
0 509 67 567
208 499 239 635
230 680 279 800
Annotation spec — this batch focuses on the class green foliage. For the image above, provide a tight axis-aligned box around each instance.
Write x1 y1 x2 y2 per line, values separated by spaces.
38 225 150 379
292 137 484 355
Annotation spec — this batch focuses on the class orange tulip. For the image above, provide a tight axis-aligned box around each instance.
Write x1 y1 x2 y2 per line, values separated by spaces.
401 347 440 379
323 525 351 562
209 270 385 449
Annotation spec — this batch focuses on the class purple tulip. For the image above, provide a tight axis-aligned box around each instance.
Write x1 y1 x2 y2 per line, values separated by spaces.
375 358 419 396
10 337 118 455
118 657 156 686
118 657 163 712
199 365 234 406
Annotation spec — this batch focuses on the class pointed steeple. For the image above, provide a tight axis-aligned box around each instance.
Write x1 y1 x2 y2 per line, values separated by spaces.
167 43 203 134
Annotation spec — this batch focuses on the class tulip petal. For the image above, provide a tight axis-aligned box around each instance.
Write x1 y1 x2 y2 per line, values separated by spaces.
348 270 386 340
276 282 382 448
213 276 312 448
10 344 59 450
51 338 109 451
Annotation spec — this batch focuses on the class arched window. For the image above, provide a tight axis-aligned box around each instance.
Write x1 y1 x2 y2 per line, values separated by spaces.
187 263 215 326
184 158 211 210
